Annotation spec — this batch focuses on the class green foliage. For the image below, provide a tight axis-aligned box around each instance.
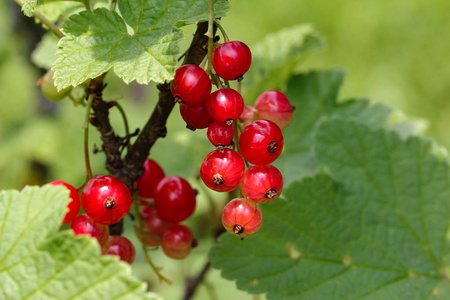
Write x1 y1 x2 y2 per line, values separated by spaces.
242 24 326 102
53 0 230 90
31 33 59 69
210 127 450 299
21 0 37 17
0 185 160 300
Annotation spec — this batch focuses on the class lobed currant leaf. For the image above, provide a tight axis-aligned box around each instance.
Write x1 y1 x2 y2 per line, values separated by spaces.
275 68 422 186
53 0 230 90
0 185 160 300
31 33 59 70
242 24 326 101
211 122 450 300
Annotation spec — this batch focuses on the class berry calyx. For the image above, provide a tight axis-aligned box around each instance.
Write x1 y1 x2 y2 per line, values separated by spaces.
212 41 252 81
207 121 235 149
154 176 196 223
170 64 211 105
179 101 214 130
161 224 194 259
207 88 244 125
200 148 245 192
241 165 283 203
135 158 165 199
254 90 294 129
238 120 284 165
102 235 136 264
222 198 262 237
48 180 81 224
70 214 110 246
81 175 133 225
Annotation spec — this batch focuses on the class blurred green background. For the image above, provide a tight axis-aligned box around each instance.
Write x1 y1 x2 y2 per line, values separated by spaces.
1 0 449 299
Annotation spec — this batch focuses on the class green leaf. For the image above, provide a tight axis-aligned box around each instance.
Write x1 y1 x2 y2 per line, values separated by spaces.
21 0 37 17
53 0 230 89
210 120 450 299
275 69 395 185
242 24 326 102
31 33 59 69
0 186 159 300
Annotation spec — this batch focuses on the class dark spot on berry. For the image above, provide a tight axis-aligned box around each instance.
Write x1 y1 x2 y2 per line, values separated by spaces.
193 189 199 196
225 119 234 126
212 173 224 185
216 145 225 153
186 125 196 131
192 238 198 248
174 95 185 104
236 75 244 82
104 197 116 209
265 188 277 199
233 224 244 235
267 140 278 153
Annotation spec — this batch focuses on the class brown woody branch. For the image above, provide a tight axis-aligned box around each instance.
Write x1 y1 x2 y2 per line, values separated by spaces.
87 22 212 235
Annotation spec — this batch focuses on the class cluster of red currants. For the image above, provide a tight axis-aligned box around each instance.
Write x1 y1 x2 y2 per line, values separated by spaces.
134 159 197 259
48 178 136 264
171 40 294 238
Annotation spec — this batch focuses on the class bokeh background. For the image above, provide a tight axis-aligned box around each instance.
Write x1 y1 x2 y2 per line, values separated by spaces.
1 0 449 299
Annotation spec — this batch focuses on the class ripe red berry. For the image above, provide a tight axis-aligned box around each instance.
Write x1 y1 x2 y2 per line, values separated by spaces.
140 206 172 236
170 64 211 105
239 105 256 129
135 158 165 199
48 180 80 224
207 88 244 126
254 90 294 129
212 41 252 81
154 176 196 223
81 175 133 225
239 120 284 165
200 148 245 192
161 224 194 259
70 214 110 246
179 101 214 130
102 235 136 264
222 198 262 237
207 121 235 148
135 227 162 247
241 165 283 203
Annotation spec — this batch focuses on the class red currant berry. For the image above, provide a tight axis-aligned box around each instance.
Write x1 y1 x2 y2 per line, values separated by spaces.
82 175 133 225
239 120 284 165
207 121 235 149
222 198 262 237
239 105 256 128
207 88 244 126
135 158 165 199
48 180 80 224
254 90 294 129
154 176 196 223
161 224 194 259
212 41 252 81
241 165 283 203
179 101 214 130
102 235 136 264
200 148 245 192
140 206 172 236
135 227 162 247
70 214 110 246
170 64 211 105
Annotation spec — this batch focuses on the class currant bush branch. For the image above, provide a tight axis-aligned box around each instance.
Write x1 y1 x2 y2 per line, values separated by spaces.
14 0 64 38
